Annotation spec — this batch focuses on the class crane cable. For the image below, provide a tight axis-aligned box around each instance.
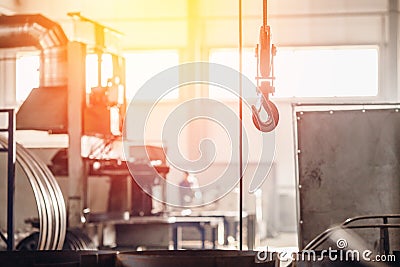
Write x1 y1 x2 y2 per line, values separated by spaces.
238 0 243 251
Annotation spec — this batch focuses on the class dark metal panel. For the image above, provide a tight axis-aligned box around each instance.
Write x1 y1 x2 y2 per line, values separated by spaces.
115 223 170 249
295 106 400 249
16 86 68 133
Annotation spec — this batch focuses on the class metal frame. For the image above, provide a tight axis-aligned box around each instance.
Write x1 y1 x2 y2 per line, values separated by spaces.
171 217 224 250
0 109 16 251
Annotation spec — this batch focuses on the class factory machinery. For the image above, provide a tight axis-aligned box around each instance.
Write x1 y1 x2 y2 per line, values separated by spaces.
0 10 260 250
0 11 172 252
1 0 399 266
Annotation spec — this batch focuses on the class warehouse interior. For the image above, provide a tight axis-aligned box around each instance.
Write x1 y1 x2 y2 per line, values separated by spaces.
1 0 400 266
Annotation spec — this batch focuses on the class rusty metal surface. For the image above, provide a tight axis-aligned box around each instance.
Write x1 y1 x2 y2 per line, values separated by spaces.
295 106 400 249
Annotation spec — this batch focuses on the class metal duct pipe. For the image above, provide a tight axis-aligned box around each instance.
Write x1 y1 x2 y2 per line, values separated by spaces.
41 46 68 87
0 14 69 87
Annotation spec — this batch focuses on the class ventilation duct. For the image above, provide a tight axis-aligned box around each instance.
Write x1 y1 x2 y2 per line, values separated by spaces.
0 14 69 87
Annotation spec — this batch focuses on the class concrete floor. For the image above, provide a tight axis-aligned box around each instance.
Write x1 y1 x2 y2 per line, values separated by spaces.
259 232 298 250
179 231 298 250
179 232 298 267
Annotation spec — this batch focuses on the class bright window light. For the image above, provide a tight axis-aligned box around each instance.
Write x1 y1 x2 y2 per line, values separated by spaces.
16 53 40 102
209 46 379 99
124 50 179 100
274 47 379 97
86 54 98 93
101 54 113 87
209 48 257 100
86 53 113 93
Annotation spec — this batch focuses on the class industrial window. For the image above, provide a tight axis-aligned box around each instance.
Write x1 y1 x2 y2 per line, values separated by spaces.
208 46 379 99
123 50 180 101
17 52 112 102
209 48 257 100
273 47 379 97
86 53 113 93
16 51 179 103
16 52 40 102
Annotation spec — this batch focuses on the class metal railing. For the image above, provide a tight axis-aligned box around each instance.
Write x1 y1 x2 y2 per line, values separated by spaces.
0 109 16 251
304 214 400 254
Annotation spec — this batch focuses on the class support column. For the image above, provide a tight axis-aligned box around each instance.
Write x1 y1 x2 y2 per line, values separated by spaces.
386 0 398 100
180 0 210 163
0 52 16 108
67 42 86 227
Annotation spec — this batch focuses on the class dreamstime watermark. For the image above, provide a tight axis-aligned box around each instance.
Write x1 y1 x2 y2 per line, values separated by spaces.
122 62 276 208
256 239 397 263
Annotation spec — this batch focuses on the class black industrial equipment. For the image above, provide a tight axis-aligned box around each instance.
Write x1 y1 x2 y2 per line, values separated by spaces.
129 164 157 216
83 143 169 217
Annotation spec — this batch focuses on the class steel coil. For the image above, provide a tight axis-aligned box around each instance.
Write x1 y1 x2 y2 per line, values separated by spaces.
17 228 96 251
0 136 66 250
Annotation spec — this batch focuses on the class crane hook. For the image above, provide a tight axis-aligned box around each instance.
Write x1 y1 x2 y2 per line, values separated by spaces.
251 93 279 133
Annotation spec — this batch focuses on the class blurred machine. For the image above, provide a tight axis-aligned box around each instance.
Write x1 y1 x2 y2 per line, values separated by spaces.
83 143 169 217
0 13 170 251
13 13 126 137
0 0 277 252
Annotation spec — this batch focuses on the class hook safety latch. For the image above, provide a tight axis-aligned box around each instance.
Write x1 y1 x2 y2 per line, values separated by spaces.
251 82 279 132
